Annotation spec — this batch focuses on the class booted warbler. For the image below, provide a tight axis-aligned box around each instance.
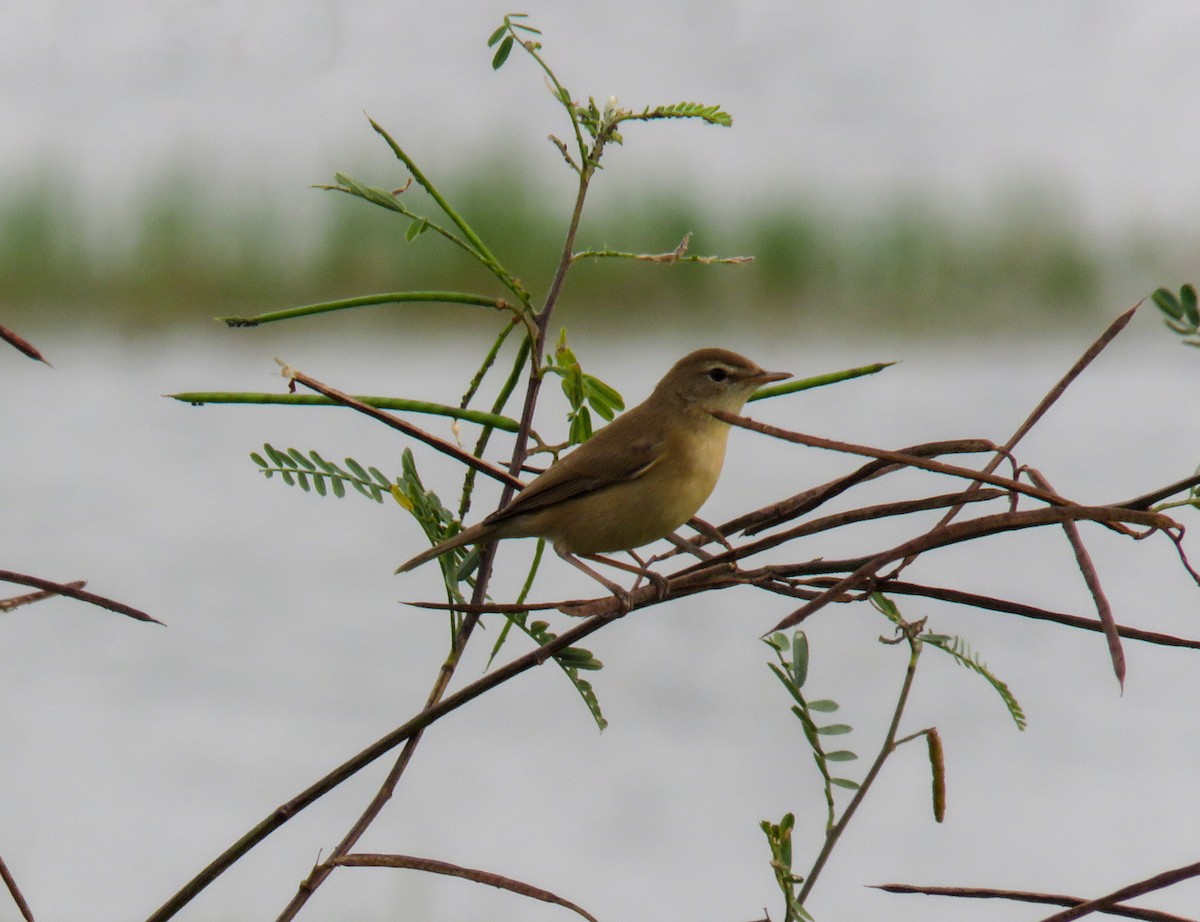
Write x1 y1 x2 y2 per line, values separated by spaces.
396 348 789 594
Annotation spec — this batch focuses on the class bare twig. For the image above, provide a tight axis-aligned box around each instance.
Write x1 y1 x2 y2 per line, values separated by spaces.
0 571 160 625
0 580 86 612
571 231 754 265
1028 468 1125 689
871 882 1193 922
709 416 1065 512
1037 859 1200 922
0 855 36 922
673 488 1007 575
1121 472 1200 511
0 323 50 365
274 360 523 491
767 505 1176 633
864 579 1200 651
719 440 998 540
143 603 623 922
934 304 1140 529
332 853 600 922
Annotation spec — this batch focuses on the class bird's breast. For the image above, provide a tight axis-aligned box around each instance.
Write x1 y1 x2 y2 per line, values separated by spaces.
541 416 731 556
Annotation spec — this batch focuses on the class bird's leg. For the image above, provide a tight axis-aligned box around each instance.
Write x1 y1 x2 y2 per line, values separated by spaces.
556 547 632 613
622 549 670 601
578 550 670 602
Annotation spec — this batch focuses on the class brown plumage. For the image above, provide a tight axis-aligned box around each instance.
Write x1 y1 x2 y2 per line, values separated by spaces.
397 348 789 592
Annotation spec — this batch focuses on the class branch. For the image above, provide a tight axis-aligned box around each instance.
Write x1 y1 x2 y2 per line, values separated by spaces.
0 570 161 624
767 504 1177 633
1037 859 1200 922
0 855 36 922
1028 468 1125 689
867 579 1200 651
0 322 49 364
142 606 623 921
709 417 1063 515
871 882 1194 922
332 853 600 922
273 360 523 490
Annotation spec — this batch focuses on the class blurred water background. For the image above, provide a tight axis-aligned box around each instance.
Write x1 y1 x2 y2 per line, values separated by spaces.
4 3 1200 921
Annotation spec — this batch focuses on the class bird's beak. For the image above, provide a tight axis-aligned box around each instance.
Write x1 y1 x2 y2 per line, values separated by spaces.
754 369 791 385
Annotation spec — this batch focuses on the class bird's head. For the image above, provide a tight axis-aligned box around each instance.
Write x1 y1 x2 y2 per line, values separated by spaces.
657 348 791 416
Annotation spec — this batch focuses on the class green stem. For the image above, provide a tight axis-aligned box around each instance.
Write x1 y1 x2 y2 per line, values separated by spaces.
795 637 923 908
460 335 533 520
167 393 520 433
513 29 587 165
368 118 530 305
219 291 510 327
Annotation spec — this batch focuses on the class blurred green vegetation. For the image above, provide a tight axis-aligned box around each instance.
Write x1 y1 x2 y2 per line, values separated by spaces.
0 164 1186 335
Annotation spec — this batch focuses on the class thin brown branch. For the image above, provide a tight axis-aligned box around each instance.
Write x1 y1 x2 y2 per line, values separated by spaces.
1028 468 1125 689
0 570 161 624
143 604 624 922
0 323 50 364
277 550 511 918
1120 472 1200 511
1003 304 1140 459
865 579 1200 651
767 504 1176 633
0 580 86 612
938 304 1140 525
408 599 568 614
717 439 999 540
871 882 1193 922
1037 859 1200 922
274 360 524 491
273 129 610 917
333 853 600 922
674 488 1007 576
711 415 1066 512
1166 528 1200 587
0 855 36 922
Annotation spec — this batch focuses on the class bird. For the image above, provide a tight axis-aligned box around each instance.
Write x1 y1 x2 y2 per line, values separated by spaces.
396 348 790 602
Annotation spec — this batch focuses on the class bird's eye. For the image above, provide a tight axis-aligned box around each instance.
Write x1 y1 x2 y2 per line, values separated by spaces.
707 367 729 382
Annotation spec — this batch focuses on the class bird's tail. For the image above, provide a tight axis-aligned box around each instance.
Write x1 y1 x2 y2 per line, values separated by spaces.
395 521 492 574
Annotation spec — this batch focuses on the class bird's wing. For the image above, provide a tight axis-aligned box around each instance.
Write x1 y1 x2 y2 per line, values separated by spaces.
484 421 664 527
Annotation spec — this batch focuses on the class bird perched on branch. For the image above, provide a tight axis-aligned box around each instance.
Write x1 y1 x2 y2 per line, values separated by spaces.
397 347 789 603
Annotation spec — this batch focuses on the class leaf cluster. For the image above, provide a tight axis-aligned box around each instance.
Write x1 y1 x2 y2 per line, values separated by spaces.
544 330 625 444
1152 283 1199 346
872 593 1026 731
759 812 812 922
250 443 393 502
765 631 859 833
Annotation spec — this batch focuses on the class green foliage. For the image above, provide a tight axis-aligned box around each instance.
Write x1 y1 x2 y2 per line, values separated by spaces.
2 168 1150 333
765 631 860 834
871 593 1026 731
1152 283 1200 346
923 632 1028 731
251 444 392 502
487 13 541 71
493 609 608 731
630 101 733 127
760 812 812 922
544 330 626 445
